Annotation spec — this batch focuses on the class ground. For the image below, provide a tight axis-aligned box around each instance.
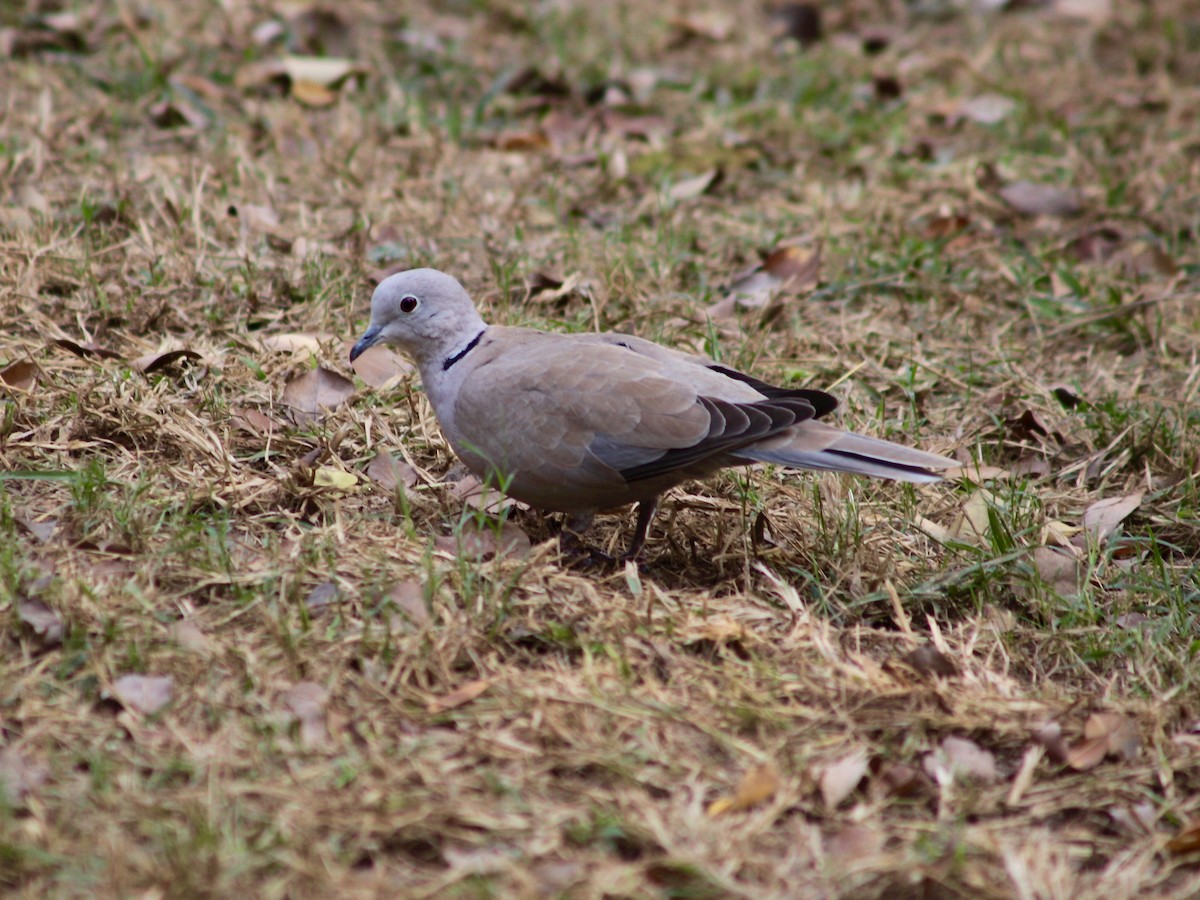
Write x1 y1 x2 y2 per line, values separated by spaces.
1 0 1199 897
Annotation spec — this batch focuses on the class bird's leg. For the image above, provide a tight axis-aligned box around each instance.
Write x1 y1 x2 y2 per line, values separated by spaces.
558 511 616 568
621 498 659 561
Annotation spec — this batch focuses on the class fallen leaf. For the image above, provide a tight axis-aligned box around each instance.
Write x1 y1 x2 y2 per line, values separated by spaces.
495 129 550 152
875 762 923 798
1080 491 1143 544
1084 711 1139 760
924 736 997 784
284 681 329 748
231 407 280 436
282 55 363 88
449 474 520 514
259 333 323 356
1167 821 1200 855
1032 546 1083 596
944 463 1009 482
1066 734 1108 771
0 748 48 806
1117 241 1178 279
435 522 531 561
291 78 337 107
132 348 201 374
367 452 419 491
999 181 1082 217
819 752 869 809
0 360 38 391
667 168 719 202
305 581 338 614
1033 721 1070 765
53 338 122 360
349 343 412 387
669 11 733 42
825 824 883 860
904 644 958 678
947 489 995 545
17 597 63 646
707 761 780 817
16 516 57 543
111 675 174 715
169 620 211 654
959 93 1016 125
709 243 821 319
388 580 429 626
1065 226 1124 263
428 678 493 714
282 367 354 415
313 466 358 490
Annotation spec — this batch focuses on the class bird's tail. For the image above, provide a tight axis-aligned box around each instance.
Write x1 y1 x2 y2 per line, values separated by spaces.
734 420 955 483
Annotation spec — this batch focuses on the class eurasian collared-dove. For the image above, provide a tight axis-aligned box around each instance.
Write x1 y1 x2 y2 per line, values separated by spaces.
351 269 954 558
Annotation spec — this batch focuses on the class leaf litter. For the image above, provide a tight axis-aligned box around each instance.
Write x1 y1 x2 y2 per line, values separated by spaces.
0 1 1197 896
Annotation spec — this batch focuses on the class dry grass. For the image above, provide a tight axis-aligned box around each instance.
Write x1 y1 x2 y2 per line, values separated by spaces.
2 0 1199 896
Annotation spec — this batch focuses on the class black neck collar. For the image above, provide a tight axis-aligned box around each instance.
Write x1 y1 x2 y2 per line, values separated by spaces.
442 328 486 371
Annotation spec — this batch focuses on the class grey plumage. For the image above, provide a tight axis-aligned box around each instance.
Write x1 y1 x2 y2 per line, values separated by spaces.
351 268 954 557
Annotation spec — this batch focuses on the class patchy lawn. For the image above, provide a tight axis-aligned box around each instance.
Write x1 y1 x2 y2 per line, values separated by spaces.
2 0 1199 896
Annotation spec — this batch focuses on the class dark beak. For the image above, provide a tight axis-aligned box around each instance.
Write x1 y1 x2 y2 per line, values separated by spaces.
349 326 381 362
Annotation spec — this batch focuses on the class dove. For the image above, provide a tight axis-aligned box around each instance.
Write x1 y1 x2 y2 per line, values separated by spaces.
350 268 954 559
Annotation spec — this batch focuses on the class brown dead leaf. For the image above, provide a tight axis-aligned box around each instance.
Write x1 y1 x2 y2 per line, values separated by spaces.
435 522 531 561
959 93 1016 125
18 597 63 647
53 338 122 360
1117 241 1178 279
367 452 419 492
1032 546 1083 596
282 367 354 415
819 752 869 809
999 181 1082 217
0 748 48 806
304 581 338 614
388 580 430 627
111 674 174 715
1167 821 1200 855
669 12 733 42
1066 734 1109 771
924 736 997 784
707 761 780 817
169 620 211 654
231 407 280 436
875 762 923 798
825 824 883 860
495 129 550 152
349 343 412 387
947 489 995 545
1084 711 1140 760
904 643 959 678
449 474 520 514
284 681 329 748
709 243 821 319
1080 491 1143 544
132 348 201 374
428 678 493 714
0 359 38 391
1065 226 1124 263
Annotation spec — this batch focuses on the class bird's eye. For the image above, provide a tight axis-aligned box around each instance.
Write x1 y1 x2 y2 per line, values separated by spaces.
399 295 419 313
